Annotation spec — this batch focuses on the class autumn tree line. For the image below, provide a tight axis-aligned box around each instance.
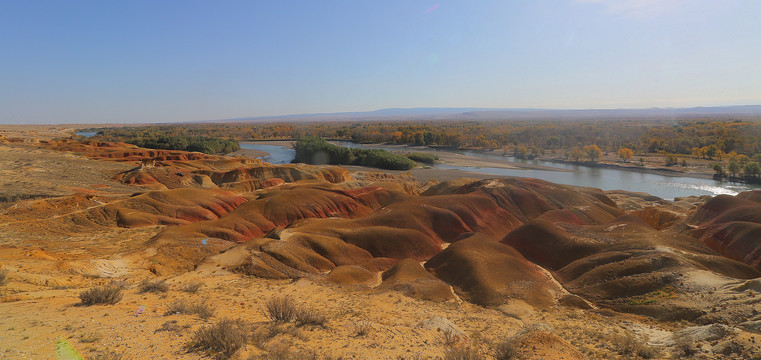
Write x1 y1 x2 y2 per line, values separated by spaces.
86 119 761 168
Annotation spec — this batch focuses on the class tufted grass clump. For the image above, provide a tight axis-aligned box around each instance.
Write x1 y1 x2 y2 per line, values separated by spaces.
79 285 123 305
139 278 169 293
186 318 249 359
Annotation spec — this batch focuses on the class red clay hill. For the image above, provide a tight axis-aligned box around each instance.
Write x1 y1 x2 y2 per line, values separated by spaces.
7 138 761 328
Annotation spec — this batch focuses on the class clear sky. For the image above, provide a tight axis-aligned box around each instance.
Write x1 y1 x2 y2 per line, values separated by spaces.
1 0 760 124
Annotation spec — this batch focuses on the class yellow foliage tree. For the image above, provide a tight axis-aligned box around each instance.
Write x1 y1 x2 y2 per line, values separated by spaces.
617 147 634 162
583 145 602 161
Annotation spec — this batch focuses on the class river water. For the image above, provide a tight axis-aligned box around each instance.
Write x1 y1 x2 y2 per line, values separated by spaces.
72 132 759 198
240 141 760 199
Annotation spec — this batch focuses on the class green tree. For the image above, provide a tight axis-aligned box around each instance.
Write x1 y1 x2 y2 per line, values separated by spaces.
513 145 528 159
528 145 542 159
743 162 761 178
738 154 750 165
728 160 741 177
712 163 724 176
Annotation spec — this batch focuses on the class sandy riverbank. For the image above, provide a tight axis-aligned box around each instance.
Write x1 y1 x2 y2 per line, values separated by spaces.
227 148 269 159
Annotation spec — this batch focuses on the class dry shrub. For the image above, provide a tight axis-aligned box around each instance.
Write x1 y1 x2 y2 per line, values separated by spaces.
79 285 123 305
264 295 327 326
265 296 298 322
295 307 327 327
440 329 462 347
139 278 169 293
165 299 214 319
155 320 182 333
493 340 516 360
0 268 9 286
636 346 658 359
251 323 304 348
673 333 697 357
612 332 658 359
91 351 123 360
351 321 372 337
181 281 203 293
444 346 483 360
79 332 101 343
255 343 327 360
261 341 295 360
717 340 744 356
186 318 249 359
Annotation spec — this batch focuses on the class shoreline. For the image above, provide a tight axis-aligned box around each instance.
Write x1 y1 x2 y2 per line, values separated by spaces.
543 157 717 181
236 140 761 191
238 140 571 172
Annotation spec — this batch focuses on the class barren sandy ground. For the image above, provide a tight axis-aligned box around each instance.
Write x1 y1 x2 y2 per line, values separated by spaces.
0 144 138 209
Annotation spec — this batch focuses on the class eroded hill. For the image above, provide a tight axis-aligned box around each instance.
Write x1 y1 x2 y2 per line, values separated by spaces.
1 134 760 359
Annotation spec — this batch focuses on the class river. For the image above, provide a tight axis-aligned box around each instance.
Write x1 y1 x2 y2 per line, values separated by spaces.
240 141 760 200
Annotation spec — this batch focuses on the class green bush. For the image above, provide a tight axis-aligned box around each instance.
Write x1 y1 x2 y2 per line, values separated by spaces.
293 137 414 170
85 126 240 154
406 152 437 164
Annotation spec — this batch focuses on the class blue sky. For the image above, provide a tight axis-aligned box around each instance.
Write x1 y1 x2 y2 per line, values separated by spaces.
1 0 760 124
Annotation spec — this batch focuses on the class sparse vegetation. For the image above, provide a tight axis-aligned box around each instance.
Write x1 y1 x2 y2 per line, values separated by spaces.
139 278 169 293
611 332 657 358
258 341 311 360
443 346 483 360
181 281 203 293
493 340 516 360
79 285 123 305
264 296 298 322
0 268 8 286
673 333 698 357
295 307 327 327
186 318 249 359
263 295 327 327
351 321 372 337
251 323 304 348
716 340 744 356
91 351 123 360
439 329 462 347
165 299 215 319
155 320 183 333
79 332 101 343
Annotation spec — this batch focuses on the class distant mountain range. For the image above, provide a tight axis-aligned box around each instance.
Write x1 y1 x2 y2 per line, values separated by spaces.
203 105 761 123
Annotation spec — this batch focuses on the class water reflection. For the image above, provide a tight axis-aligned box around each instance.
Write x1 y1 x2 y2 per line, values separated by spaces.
239 141 760 199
